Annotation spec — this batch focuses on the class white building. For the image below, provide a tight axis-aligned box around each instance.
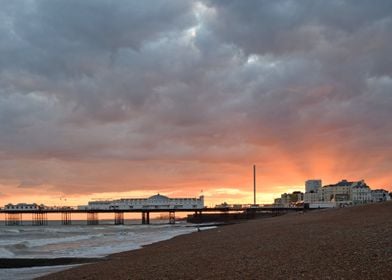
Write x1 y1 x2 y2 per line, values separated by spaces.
274 198 283 206
274 191 304 207
79 194 204 210
4 203 45 211
304 179 380 207
304 180 322 204
304 192 319 203
305 180 322 193
351 184 372 204
320 180 353 202
371 189 390 202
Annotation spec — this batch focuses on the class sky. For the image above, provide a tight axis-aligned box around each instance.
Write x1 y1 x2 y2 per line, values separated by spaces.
0 0 391 207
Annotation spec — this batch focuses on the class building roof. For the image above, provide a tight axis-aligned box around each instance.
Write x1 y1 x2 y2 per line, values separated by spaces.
148 194 169 201
323 179 367 188
324 179 352 188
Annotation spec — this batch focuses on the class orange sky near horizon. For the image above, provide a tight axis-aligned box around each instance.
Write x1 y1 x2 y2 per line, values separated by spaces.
0 159 390 208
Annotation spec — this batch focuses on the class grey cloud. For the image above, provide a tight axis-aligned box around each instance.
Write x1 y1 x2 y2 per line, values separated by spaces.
0 0 392 195
18 179 45 188
0 0 195 77
30 0 194 50
203 0 392 55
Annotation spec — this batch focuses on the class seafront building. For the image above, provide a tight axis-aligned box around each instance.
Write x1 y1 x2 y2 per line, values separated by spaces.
303 179 390 208
78 194 205 210
275 179 390 208
371 189 390 202
319 180 370 203
305 180 322 193
274 191 304 207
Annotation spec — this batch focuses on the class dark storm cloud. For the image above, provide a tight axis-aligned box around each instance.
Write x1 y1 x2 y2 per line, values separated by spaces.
203 0 392 55
0 0 391 195
0 0 195 74
201 0 392 144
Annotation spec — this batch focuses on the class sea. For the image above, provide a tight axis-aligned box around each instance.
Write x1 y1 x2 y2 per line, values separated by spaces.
0 220 205 280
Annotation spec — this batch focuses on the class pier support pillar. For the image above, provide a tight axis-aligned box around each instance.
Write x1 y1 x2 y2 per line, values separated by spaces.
114 212 124 225
61 212 72 225
194 210 202 217
5 213 22 226
87 212 99 225
142 212 150 225
32 212 48 226
169 211 175 224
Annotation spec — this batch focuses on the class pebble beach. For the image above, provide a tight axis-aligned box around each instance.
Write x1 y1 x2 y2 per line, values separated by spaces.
38 201 392 279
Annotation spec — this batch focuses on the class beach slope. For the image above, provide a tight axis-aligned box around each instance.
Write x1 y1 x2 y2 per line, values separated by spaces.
38 202 392 279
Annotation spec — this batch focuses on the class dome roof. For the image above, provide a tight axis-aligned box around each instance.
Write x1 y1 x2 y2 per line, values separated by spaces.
148 194 169 200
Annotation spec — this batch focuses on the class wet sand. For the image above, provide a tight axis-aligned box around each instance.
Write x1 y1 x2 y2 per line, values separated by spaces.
38 202 392 279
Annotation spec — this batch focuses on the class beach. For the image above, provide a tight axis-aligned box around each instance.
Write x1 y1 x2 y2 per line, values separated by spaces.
0 221 199 279
37 201 392 279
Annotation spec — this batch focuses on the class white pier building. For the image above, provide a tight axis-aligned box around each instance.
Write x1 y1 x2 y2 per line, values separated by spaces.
79 194 204 210
4 203 45 211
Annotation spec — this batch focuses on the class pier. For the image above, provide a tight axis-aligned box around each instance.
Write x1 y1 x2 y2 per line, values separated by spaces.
0 191 304 226
0 206 303 226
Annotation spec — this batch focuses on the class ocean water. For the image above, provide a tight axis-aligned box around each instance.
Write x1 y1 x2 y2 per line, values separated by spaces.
0 220 202 279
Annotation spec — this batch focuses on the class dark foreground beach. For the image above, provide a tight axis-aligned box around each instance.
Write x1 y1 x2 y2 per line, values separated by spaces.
38 202 392 279
0 258 102 269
